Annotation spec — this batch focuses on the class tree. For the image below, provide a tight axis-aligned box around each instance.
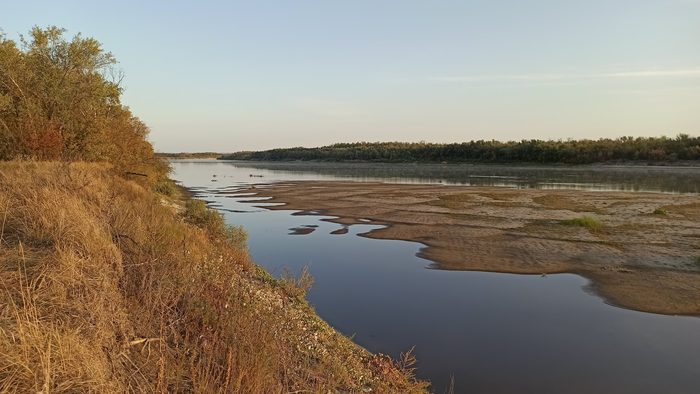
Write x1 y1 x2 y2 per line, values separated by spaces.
0 26 165 178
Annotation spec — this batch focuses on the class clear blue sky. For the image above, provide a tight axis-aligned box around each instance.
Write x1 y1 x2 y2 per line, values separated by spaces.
2 1 699 152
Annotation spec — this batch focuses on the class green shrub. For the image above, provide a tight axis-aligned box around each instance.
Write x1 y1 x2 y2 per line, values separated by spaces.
223 223 249 250
183 199 249 249
154 179 177 196
653 208 669 215
183 199 223 231
560 216 603 228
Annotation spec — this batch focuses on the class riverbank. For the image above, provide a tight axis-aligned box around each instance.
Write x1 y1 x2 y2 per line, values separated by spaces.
247 181 700 316
0 163 428 393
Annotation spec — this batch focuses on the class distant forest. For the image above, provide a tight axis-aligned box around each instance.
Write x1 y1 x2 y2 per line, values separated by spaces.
156 152 223 159
220 136 700 165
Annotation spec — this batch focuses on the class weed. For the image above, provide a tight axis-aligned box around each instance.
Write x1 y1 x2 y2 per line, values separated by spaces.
653 208 669 215
154 179 177 196
281 266 315 300
560 216 604 228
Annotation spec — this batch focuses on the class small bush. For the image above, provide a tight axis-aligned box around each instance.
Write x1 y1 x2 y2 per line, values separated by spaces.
154 179 177 196
183 199 224 231
183 199 249 250
222 223 249 250
560 216 603 228
653 208 669 215
281 267 314 300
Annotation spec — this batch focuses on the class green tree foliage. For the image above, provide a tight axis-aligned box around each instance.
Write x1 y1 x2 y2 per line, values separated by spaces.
221 136 700 164
0 26 166 178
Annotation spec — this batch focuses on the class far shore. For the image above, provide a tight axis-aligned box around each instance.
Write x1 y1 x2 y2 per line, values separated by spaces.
212 158 700 168
239 181 700 316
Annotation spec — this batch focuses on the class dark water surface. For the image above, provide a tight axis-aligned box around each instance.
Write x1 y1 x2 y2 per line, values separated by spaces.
172 160 700 394
181 159 700 194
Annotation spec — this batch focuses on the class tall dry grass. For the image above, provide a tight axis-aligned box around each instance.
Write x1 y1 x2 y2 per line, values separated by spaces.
0 161 429 393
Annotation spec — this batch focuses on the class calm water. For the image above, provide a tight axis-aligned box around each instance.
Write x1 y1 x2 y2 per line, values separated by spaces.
172 160 700 394
178 159 700 194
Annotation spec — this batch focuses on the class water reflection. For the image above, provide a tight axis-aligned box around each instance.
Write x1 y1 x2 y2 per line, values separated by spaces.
173 159 700 194
172 161 700 394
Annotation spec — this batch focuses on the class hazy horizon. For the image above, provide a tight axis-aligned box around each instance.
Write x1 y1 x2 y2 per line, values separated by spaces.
3 1 699 152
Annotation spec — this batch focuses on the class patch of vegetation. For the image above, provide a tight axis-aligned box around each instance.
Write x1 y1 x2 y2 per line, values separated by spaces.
255 265 280 287
653 208 669 215
280 266 315 300
154 179 177 196
560 216 604 228
182 199 248 250
694 257 700 269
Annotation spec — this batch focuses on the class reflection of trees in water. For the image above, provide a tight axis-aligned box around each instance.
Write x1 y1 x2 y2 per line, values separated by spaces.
225 161 700 194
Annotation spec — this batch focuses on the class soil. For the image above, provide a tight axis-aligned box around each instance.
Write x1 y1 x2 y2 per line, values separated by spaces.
241 181 700 316
289 225 318 235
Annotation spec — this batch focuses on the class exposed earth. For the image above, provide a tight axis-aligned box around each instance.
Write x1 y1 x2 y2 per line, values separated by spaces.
235 181 700 316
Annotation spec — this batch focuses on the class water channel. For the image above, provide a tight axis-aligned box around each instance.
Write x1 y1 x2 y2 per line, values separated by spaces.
172 160 700 394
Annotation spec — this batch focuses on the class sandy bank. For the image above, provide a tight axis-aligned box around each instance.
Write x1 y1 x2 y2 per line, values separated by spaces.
245 181 700 316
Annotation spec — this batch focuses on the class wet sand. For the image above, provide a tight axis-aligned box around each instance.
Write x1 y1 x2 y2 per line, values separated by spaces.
244 181 700 316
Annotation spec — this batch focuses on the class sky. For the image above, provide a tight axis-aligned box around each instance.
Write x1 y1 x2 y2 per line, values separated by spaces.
2 0 699 152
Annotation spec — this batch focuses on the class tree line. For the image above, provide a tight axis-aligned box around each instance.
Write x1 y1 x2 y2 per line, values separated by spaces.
220 136 700 164
0 26 166 178
156 152 223 159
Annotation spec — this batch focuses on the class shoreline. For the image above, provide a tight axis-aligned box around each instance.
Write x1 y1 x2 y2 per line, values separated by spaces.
214 158 700 168
241 181 700 316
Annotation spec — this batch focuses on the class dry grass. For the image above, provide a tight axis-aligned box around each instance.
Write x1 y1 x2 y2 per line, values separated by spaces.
0 162 429 393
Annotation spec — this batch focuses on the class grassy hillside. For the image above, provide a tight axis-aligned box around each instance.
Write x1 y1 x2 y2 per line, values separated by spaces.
0 162 429 393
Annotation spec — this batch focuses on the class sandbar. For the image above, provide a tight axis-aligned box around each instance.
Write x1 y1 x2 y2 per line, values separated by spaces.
244 181 700 316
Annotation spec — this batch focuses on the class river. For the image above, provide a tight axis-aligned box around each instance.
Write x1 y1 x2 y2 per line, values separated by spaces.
172 160 700 394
